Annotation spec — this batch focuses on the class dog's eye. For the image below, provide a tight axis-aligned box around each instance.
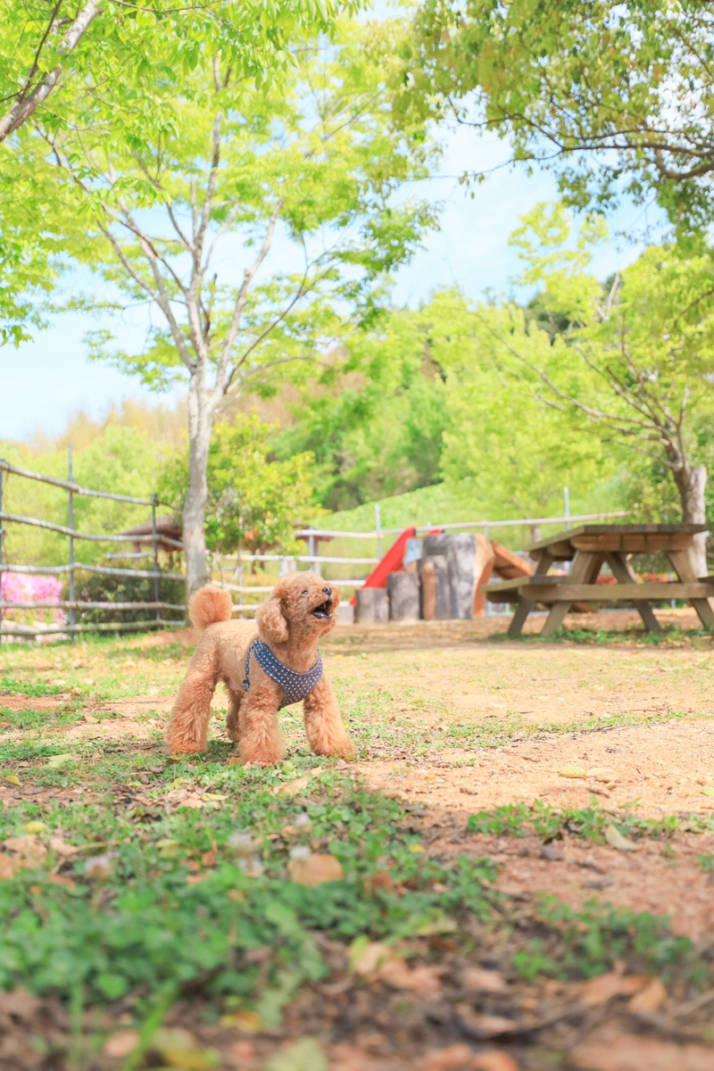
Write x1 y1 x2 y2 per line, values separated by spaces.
302 589 309 596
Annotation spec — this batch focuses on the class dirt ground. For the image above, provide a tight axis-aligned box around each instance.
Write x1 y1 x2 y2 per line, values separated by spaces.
2 607 714 1070
7 607 712 941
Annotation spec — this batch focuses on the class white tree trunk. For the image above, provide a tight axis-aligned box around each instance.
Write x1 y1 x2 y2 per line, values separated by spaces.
673 461 708 577
183 381 215 595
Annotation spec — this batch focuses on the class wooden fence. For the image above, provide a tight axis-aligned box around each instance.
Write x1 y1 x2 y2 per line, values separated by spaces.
0 453 185 640
0 453 629 637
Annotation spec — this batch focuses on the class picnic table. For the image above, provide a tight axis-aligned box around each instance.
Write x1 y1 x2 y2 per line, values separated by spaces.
485 523 714 638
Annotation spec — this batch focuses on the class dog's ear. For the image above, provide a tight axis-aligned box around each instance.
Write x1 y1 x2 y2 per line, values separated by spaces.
256 595 289 645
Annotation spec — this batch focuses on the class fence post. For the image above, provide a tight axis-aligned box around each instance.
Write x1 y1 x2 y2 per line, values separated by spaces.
67 445 76 641
151 493 160 622
375 503 382 560
564 486 571 529
307 529 318 574
0 462 4 639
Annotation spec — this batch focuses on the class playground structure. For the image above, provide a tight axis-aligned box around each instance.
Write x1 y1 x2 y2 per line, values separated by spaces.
352 529 535 623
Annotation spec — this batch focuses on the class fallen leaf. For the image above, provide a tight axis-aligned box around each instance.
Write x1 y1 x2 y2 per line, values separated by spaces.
364 870 395 895
3 835 47 861
23 821 47 834
701 786 714 797
287 853 344 887
221 1009 263 1033
227 831 257 857
558 767 588 779
628 976 667 1013
570 1035 714 1071
47 873 76 889
277 776 313 797
176 792 212 809
455 1005 517 1039
0 990 41 1018
263 1037 327 1071
102 1030 140 1060
581 971 649 1007
201 843 218 867
350 940 393 976
473 1053 519 1071
604 825 640 852
459 967 507 993
226 1039 258 1068
2 774 21 785
0 855 23 879
151 1026 219 1070
416 1044 475 1071
48 836 78 858
377 958 444 998
46 753 74 769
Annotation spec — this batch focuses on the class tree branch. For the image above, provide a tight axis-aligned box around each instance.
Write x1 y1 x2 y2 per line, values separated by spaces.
0 0 103 142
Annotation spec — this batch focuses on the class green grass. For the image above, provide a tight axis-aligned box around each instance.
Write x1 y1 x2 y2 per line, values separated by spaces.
2 631 713 1062
0 769 497 1011
466 800 714 842
0 675 65 697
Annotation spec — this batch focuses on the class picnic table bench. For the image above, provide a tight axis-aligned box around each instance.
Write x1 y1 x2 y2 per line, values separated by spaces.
485 523 714 638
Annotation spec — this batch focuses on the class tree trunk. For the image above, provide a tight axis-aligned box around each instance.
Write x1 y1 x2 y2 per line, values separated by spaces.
183 381 214 595
672 461 708 577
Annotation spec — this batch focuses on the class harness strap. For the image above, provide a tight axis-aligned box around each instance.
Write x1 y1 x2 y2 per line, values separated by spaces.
243 639 323 708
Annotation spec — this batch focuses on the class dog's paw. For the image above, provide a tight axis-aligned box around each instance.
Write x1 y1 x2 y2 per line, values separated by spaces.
167 741 204 755
239 741 285 767
319 736 356 760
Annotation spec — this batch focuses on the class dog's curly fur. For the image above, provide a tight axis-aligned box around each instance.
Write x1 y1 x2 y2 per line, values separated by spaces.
167 573 354 766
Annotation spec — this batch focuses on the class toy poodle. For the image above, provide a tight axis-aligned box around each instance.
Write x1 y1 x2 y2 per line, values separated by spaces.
167 572 355 766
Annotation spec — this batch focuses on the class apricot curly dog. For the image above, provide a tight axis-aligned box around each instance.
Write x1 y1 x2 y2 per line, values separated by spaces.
167 573 355 765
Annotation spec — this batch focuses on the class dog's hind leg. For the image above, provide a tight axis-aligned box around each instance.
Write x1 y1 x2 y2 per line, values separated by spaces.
167 644 218 754
226 686 242 745
303 677 355 760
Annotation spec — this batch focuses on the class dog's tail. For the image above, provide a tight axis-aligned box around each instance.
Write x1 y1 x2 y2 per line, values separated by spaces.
188 585 234 631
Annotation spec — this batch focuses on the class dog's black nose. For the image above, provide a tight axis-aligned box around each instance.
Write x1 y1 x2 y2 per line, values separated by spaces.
322 586 332 597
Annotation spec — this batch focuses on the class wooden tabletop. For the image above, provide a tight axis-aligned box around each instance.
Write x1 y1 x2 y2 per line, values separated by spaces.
528 523 707 559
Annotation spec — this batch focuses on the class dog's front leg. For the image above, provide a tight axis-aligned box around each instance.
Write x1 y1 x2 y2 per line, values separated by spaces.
303 677 355 760
237 679 285 766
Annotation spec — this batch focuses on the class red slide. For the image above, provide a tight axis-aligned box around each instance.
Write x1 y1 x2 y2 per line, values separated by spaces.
350 527 417 606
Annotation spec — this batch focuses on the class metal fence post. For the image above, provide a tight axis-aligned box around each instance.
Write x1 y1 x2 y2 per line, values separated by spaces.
151 493 160 621
67 445 76 640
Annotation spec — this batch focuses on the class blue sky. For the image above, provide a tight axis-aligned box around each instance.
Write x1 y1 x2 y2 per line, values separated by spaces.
2 117 657 444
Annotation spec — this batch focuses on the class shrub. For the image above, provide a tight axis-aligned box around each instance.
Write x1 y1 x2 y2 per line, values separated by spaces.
71 560 186 628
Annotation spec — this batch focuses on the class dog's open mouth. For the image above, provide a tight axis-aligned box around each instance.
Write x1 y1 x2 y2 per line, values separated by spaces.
311 599 332 620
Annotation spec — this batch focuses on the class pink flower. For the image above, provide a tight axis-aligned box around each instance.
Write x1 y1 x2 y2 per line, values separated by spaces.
1 572 65 626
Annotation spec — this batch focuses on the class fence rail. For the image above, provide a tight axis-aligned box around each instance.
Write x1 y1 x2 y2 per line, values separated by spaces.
0 453 182 640
1 452 633 637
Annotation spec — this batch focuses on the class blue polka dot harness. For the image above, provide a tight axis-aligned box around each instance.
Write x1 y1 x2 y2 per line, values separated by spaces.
242 639 323 708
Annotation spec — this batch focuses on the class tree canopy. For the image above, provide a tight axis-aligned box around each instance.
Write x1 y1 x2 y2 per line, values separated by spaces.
401 0 714 234
17 16 433 589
